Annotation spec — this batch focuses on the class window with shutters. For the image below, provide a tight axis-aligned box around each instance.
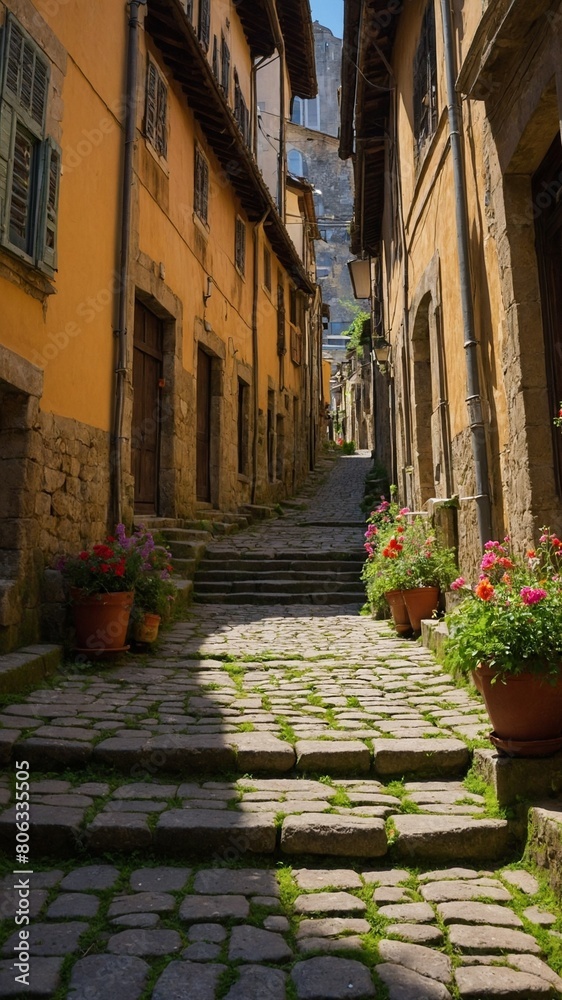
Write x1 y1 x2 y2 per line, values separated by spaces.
0 13 60 275
289 288 303 366
220 34 230 99
413 2 438 157
233 72 250 145
212 36 219 79
198 0 210 51
183 0 193 22
145 59 168 159
194 145 209 226
235 216 246 276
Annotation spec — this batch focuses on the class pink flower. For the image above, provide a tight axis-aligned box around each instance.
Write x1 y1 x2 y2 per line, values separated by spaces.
480 552 496 571
520 587 548 605
450 577 466 591
399 507 410 515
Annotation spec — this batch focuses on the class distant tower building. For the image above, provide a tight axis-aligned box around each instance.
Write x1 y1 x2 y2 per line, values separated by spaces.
287 22 359 361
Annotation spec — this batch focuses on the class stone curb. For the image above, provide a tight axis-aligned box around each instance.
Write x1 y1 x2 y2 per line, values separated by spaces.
0 644 62 695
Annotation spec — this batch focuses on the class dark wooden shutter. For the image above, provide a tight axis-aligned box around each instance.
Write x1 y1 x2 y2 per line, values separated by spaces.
3 16 48 129
0 102 15 246
145 62 157 144
212 36 219 78
38 136 60 273
277 276 286 356
221 36 230 98
235 217 246 275
156 75 167 157
199 0 210 51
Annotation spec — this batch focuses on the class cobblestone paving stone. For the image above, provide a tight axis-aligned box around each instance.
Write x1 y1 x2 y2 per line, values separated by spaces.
0 456 561 997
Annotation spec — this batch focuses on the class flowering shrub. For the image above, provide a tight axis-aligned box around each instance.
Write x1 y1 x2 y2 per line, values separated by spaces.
127 525 176 619
554 403 562 429
57 528 144 594
362 505 457 615
444 531 562 678
57 524 175 603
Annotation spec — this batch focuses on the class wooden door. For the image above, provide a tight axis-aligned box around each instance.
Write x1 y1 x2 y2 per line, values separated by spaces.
132 301 163 514
196 347 212 502
534 135 562 495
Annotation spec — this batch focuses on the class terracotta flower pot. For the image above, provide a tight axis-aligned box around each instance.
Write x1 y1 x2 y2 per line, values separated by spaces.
133 612 161 644
402 586 440 631
384 589 412 635
473 662 562 748
71 589 134 653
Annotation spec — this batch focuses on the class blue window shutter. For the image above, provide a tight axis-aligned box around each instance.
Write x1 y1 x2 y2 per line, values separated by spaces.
38 136 60 273
0 101 16 249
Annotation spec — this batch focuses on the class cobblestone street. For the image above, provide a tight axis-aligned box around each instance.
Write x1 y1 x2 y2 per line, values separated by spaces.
0 456 561 998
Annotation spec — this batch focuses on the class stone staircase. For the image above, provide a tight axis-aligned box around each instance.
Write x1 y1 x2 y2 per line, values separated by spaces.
193 550 367 605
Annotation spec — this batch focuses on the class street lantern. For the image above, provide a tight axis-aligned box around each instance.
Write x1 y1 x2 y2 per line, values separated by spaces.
372 335 391 373
347 257 371 299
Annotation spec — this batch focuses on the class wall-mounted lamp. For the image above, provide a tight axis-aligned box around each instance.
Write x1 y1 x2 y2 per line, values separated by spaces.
372 335 391 374
203 276 214 306
347 256 371 299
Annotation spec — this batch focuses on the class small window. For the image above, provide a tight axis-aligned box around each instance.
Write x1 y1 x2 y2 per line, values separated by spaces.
263 245 272 292
194 145 209 225
198 0 210 51
291 96 303 125
183 0 193 20
413 2 438 155
0 13 61 274
287 148 306 177
145 59 168 158
235 216 246 276
220 34 230 98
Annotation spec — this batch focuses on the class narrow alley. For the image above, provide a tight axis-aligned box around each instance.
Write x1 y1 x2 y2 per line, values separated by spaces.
0 456 561 999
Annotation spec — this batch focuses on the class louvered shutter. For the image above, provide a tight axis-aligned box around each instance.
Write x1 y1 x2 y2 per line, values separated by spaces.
199 0 210 51
38 136 60 273
145 61 157 144
3 15 48 130
0 101 15 248
156 75 167 157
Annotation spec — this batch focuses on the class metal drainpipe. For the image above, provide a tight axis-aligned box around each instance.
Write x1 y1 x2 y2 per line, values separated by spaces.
440 0 492 546
251 210 271 504
112 0 146 526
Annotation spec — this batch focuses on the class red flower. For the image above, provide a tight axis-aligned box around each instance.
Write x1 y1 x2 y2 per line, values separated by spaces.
78 551 89 561
99 563 111 573
114 560 126 577
93 544 114 560
475 578 495 601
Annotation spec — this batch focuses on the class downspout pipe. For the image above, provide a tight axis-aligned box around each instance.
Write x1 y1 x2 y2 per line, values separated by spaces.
112 0 146 526
264 0 286 217
440 0 492 547
251 209 271 504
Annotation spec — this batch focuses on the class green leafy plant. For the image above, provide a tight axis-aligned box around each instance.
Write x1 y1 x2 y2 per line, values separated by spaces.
444 530 562 678
341 440 356 455
361 505 457 615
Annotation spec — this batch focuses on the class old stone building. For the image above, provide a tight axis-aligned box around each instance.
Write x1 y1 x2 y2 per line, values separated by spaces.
0 0 322 652
341 0 562 568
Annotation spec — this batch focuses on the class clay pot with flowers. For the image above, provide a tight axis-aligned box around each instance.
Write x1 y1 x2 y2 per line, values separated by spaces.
57 526 143 656
362 501 457 633
444 530 562 756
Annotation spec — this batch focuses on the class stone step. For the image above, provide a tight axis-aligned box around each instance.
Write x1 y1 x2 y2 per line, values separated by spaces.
202 550 366 564
164 530 212 544
194 581 365 596
239 504 277 520
0 772 517 863
195 568 362 584
194 591 365 605
167 541 208 564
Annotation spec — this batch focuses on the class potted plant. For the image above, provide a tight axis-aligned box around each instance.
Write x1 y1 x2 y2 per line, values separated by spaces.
57 525 143 655
444 531 562 756
130 528 176 644
362 503 457 632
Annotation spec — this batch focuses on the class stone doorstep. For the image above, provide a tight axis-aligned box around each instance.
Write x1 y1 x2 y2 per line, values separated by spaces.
0 644 62 695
